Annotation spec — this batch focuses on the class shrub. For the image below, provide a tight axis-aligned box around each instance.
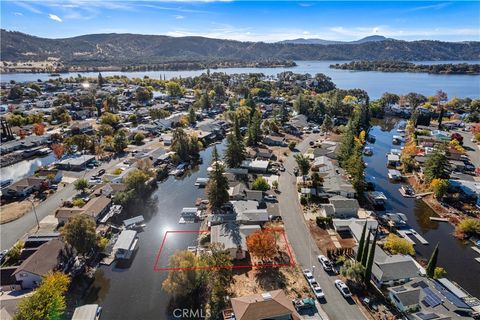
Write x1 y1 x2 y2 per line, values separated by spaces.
383 234 415 255
72 198 86 207
252 177 270 191
288 141 296 151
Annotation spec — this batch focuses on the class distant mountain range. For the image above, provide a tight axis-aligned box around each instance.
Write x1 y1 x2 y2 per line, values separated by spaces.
277 35 392 45
1 30 479 71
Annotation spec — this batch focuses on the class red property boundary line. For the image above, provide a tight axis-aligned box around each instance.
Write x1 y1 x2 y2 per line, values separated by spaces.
153 229 296 272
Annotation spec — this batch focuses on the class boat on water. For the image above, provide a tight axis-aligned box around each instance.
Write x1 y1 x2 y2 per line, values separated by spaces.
113 230 138 260
388 169 403 181
0 179 13 188
392 135 403 145
170 163 188 176
366 191 387 207
364 146 373 156
366 135 376 143
195 177 209 187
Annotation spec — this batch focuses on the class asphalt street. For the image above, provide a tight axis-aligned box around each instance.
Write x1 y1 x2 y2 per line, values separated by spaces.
277 134 366 320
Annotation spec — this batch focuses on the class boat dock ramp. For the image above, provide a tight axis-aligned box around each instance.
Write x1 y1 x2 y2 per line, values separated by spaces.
398 229 429 245
429 217 449 222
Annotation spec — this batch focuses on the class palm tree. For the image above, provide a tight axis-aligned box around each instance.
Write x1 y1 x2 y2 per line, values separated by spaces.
294 154 310 185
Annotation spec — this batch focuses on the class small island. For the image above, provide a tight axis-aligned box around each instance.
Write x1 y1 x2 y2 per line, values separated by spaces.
330 60 480 75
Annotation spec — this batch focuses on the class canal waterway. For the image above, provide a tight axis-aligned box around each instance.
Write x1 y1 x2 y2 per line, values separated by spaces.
364 118 480 298
0 153 55 182
82 141 225 320
1 60 479 99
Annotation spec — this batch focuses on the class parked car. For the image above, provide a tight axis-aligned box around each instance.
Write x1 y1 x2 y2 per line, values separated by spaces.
97 169 106 176
292 298 316 311
335 280 352 298
50 184 58 190
264 194 277 201
268 214 282 222
0 249 8 263
401 185 415 196
310 281 325 299
303 269 315 284
317 255 333 271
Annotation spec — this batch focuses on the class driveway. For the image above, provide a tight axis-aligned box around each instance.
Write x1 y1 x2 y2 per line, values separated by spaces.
277 134 366 320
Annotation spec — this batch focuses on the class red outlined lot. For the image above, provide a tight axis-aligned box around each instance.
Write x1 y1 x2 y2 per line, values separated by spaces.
153 229 296 271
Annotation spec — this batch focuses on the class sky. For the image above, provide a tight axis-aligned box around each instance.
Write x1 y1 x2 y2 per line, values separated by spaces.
1 1 479 42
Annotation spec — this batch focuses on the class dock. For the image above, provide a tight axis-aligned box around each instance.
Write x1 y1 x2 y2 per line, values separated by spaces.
475 258 480 264
409 229 429 245
471 246 480 255
397 230 416 245
430 217 449 222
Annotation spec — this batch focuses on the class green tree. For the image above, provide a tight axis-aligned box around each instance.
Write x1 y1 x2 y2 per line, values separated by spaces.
246 109 262 146
340 259 365 284
166 81 184 97
4 241 24 265
206 146 229 211
98 72 104 87
74 178 88 192
195 92 211 110
100 112 121 127
364 230 377 286
14 272 70 320
455 218 480 237
205 244 233 313
424 146 449 183
294 154 310 184
136 86 153 103
361 231 371 267
430 178 449 199
252 177 270 191
113 130 128 153
171 128 201 162
224 125 246 168
124 169 150 194
356 222 367 262
134 132 145 145
188 106 196 125
162 250 207 296
61 214 96 255
426 243 439 278
321 114 333 134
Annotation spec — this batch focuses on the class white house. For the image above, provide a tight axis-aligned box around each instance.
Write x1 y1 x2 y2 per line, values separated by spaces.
211 224 260 260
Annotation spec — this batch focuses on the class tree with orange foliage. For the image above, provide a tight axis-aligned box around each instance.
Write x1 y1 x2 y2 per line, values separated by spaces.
246 230 277 261
32 123 45 136
51 143 64 160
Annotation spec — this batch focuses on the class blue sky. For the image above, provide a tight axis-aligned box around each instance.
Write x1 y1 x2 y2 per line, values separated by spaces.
1 1 479 42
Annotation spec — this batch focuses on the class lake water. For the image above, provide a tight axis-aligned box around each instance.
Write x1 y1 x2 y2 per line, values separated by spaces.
0 153 56 182
365 118 480 298
1 61 479 99
79 141 225 320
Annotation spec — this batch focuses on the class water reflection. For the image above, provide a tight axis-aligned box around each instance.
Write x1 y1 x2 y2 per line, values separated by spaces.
1 154 55 181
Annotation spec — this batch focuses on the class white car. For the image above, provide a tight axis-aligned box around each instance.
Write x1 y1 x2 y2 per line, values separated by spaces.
310 281 325 299
317 255 333 271
264 194 277 201
335 280 352 298
303 269 315 284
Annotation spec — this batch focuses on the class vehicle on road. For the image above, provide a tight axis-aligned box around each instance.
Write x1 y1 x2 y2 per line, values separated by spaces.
317 255 333 271
97 169 106 176
50 184 58 190
335 280 352 298
310 281 325 299
303 269 315 284
268 214 282 222
292 298 316 311
264 194 277 201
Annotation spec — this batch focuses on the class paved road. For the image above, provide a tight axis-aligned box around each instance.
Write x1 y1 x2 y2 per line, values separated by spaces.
277 135 366 320
0 139 162 251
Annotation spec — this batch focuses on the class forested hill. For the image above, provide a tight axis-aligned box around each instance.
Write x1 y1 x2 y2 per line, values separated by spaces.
1 29 480 69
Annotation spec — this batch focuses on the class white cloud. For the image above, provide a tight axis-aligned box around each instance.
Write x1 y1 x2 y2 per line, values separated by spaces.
48 13 62 22
14 1 42 14
404 2 451 12
14 12 24 16
175 15 184 19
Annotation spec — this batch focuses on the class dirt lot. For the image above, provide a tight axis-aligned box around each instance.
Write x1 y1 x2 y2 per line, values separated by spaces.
308 221 356 252
230 265 311 300
0 201 32 224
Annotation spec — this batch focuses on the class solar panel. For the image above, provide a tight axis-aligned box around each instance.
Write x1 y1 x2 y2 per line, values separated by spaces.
416 312 440 320
433 281 470 309
423 287 442 307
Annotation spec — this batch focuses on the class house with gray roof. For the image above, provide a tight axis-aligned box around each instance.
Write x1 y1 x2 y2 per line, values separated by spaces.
370 246 420 288
210 224 260 260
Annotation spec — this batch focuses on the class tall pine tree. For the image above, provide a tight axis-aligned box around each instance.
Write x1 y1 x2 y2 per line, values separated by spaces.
206 146 229 211
224 117 245 168
361 231 371 267
426 243 439 278
364 229 378 286
356 222 368 262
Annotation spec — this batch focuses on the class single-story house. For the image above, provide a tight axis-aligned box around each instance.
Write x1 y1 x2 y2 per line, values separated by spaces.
325 195 359 218
210 224 260 260
56 155 95 171
227 290 301 320
34 168 63 184
4 177 46 197
262 135 287 147
56 196 112 224
113 230 138 259
13 239 70 289
370 246 420 288
241 159 269 173
322 171 356 198
333 219 378 242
